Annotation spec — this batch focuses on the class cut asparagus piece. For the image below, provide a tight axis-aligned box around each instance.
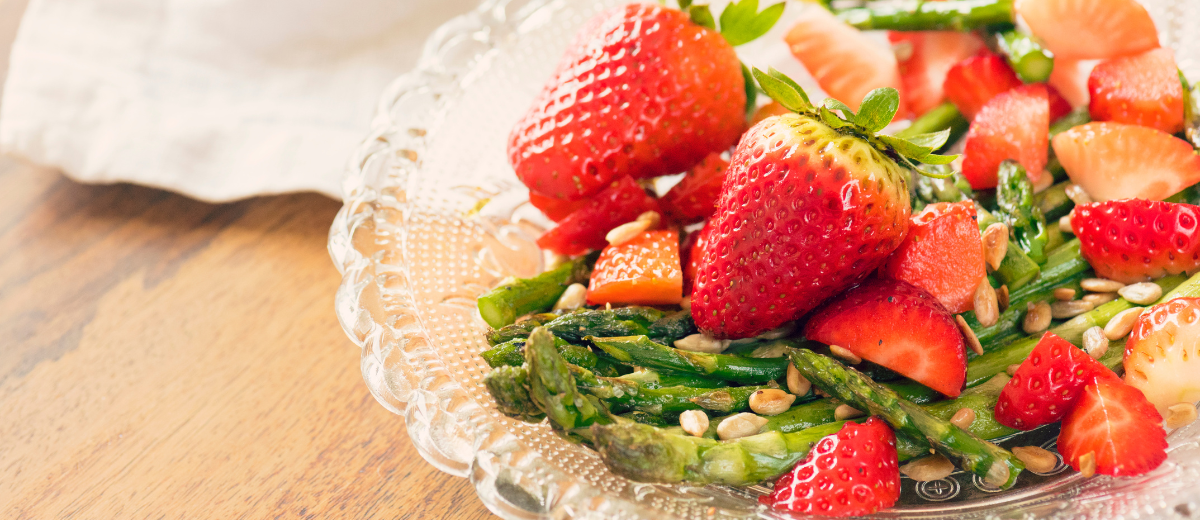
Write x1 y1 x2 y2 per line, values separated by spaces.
837 0 1014 31
996 31 1054 83
571 365 773 415
481 336 598 369
591 418 847 485
790 349 1025 489
1034 180 1074 221
525 327 611 430
616 368 728 389
590 335 789 384
486 313 559 345
647 309 699 341
992 236 1042 290
477 258 587 328
965 273 1191 387
486 307 665 346
483 365 545 422
913 170 975 211
995 160 1050 264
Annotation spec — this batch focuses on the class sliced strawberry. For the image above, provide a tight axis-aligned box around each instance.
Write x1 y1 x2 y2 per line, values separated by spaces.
1124 298 1200 417
994 332 1121 430
1058 379 1168 477
536 176 660 256
889 31 986 116
961 84 1050 189
587 229 683 306
1072 200 1200 283
1046 84 1074 122
805 278 967 397
1018 0 1160 61
1052 122 1200 202
680 221 714 294
1049 59 1098 108
880 201 987 314
943 53 1023 121
762 417 900 516
1088 48 1185 134
529 191 589 222
785 7 905 113
660 152 729 224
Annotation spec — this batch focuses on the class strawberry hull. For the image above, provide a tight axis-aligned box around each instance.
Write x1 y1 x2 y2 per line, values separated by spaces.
691 114 911 338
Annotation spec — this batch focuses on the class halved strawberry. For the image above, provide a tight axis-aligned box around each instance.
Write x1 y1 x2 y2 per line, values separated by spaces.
762 417 900 516
1046 84 1074 122
536 176 660 256
1071 200 1200 283
680 221 714 294
1018 0 1160 61
1058 379 1168 477
943 53 1022 121
994 332 1121 430
961 84 1050 189
1052 122 1200 202
660 152 729 224
530 191 589 222
889 31 986 116
1088 48 1185 134
805 278 967 397
880 201 986 314
785 7 905 113
1124 298 1200 417
587 229 683 306
1049 59 1098 108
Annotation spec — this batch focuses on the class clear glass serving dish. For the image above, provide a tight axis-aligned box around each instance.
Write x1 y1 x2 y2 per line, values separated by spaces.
328 0 1200 517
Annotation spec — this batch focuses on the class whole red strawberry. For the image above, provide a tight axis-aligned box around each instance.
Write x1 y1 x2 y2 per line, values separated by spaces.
1071 199 1200 283
691 71 954 338
508 3 765 201
994 332 1121 430
762 417 900 516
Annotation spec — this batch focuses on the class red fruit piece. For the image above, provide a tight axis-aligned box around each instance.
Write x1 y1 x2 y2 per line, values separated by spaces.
785 7 905 113
691 114 911 338
943 53 1022 121
661 152 729 224
587 229 683 306
1058 379 1168 477
762 417 900 516
961 84 1050 189
1125 298 1200 417
881 201 987 314
1088 48 1185 134
529 192 588 222
680 221 714 294
889 31 986 116
805 278 967 397
509 4 745 200
1046 84 1074 121
1018 0 1160 61
536 176 660 256
1072 199 1200 283
994 332 1120 431
1053 122 1200 203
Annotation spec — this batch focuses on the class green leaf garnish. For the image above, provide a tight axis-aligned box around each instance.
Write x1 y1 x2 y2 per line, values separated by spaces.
903 129 952 151
876 134 933 160
917 153 959 165
752 68 812 113
677 0 693 9
823 98 856 120
718 0 786 46
855 88 900 133
689 4 717 30
820 106 854 130
741 63 757 118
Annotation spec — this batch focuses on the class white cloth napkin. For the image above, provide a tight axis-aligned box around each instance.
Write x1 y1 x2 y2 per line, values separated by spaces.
0 0 479 202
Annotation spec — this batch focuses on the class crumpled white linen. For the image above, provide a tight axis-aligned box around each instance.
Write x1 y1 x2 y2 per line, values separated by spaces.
0 0 477 202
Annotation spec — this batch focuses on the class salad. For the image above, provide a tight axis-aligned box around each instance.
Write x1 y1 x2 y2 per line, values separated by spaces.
475 0 1200 515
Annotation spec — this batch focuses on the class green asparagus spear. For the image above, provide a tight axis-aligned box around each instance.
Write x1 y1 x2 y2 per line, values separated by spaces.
790 349 1025 489
1035 180 1074 221
995 160 1050 264
995 31 1054 83
646 309 698 341
838 0 1013 31
616 368 727 389
486 307 665 346
1049 108 1090 138
619 411 671 427
913 170 975 211
483 365 545 422
993 243 1043 290
895 102 969 144
590 335 789 384
965 273 1192 387
591 418 847 485
481 336 599 369
477 258 587 328
525 327 611 430
571 365 773 415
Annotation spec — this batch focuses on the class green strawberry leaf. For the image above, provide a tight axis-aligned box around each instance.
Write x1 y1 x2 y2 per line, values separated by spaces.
876 134 933 160
820 106 854 130
752 67 812 113
903 128 952 151
689 5 717 30
677 0 693 9
719 0 786 46
768 68 811 107
741 63 757 118
855 88 900 133
822 98 856 120
917 153 959 165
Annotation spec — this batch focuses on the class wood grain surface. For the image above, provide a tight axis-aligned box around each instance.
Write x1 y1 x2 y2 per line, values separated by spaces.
0 162 497 519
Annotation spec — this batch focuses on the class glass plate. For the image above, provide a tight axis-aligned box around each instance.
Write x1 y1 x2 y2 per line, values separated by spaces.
328 1 1200 517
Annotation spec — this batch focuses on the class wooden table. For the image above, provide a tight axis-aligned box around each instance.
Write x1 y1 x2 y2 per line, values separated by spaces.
0 162 497 518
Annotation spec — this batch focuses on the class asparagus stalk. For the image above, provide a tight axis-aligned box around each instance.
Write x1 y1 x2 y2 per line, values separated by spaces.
996 31 1054 83
571 365 773 415
525 327 611 430
616 368 727 389
481 336 598 369
993 241 1042 290
965 273 1192 387
1050 108 1090 138
483 365 545 422
1035 180 1074 221
790 349 1025 489
912 170 975 211
486 307 666 346
895 102 969 144
647 309 698 341
995 160 1050 264
477 258 587 328
837 0 1014 31
591 418 847 485
591 335 789 384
